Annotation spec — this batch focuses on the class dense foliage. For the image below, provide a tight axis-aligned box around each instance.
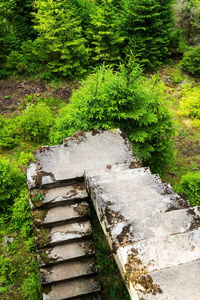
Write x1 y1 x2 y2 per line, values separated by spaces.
177 172 200 206
179 83 200 128
180 46 200 77
1 0 178 78
50 64 175 171
0 157 25 210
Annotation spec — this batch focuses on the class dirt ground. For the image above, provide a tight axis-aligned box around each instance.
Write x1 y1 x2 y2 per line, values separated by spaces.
0 79 75 114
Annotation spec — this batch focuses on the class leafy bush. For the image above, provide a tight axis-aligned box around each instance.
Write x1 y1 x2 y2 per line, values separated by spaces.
0 255 16 285
32 0 89 79
18 152 35 167
22 271 41 300
179 84 200 127
50 64 175 171
0 157 25 210
19 102 55 143
180 46 200 76
21 260 42 300
177 171 200 206
6 41 39 74
0 116 18 149
121 0 176 69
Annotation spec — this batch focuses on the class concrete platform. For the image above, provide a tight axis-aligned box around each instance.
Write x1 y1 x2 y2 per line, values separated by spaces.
27 129 135 189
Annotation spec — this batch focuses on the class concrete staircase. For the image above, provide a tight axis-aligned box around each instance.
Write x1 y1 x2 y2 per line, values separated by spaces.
29 181 101 300
85 165 200 300
27 129 200 300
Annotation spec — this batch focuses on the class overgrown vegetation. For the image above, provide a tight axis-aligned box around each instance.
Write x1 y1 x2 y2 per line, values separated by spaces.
1 0 179 79
1 0 200 298
50 63 175 172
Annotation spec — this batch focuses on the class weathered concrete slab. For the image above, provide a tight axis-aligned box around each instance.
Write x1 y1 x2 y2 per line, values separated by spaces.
118 227 200 276
27 129 136 189
40 257 97 285
110 207 200 245
35 221 92 248
132 260 200 300
29 183 88 209
90 182 177 208
85 167 151 185
85 161 144 178
37 240 95 267
43 276 100 300
87 174 162 191
98 195 190 230
32 201 90 227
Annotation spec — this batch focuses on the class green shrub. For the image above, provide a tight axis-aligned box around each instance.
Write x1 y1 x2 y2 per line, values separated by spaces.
22 261 42 300
6 41 39 74
0 255 16 285
179 84 200 127
180 46 200 76
0 157 25 210
0 116 18 149
50 64 175 172
177 171 200 206
18 152 35 167
19 102 55 143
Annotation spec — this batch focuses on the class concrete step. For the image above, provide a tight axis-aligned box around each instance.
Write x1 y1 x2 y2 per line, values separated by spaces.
27 129 135 189
42 276 101 300
90 182 176 207
32 201 90 227
85 161 143 178
70 295 101 300
98 194 190 230
30 183 88 209
110 206 200 247
85 167 151 185
37 240 95 267
40 257 98 285
132 260 200 300
87 173 162 191
35 221 92 249
118 227 200 276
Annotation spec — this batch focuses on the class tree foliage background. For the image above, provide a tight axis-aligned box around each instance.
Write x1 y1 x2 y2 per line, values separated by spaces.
0 0 178 79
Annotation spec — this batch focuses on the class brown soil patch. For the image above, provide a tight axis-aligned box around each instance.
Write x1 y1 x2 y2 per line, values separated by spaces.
0 79 78 114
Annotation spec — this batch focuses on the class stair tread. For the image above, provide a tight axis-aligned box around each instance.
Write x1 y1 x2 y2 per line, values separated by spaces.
87 173 162 188
110 206 200 245
32 201 90 227
30 183 88 209
42 276 100 300
35 221 92 249
118 227 200 274
90 182 175 204
84 161 143 178
132 260 200 300
40 257 97 285
37 240 95 267
85 167 151 183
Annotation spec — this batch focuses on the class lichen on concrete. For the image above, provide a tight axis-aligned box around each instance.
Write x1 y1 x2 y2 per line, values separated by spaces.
124 249 162 296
